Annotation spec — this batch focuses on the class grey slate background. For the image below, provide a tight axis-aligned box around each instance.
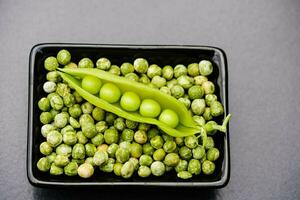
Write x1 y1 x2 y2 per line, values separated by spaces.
0 0 300 199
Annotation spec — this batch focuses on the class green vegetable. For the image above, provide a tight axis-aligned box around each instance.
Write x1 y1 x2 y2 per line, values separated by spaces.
37 157 51 172
46 71 61 83
202 81 215 94
170 85 184 98
78 163 94 178
138 166 151 178
72 144 85 159
93 151 108 166
134 130 147 144
191 99 206 115
139 99 161 118
82 122 97 138
199 60 213 76
188 159 201 175
100 158 115 172
109 65 121 76
162 65 174 80
139 154 153 166
38 97 50 111
188 85 204 100
210 101 224 117
81 75 102 95
134 58 149 74
100 83 121 103
174 64 187 78
64 161 78 176
179 146 192 160
96 58 111 70
114 117 126 131
121 161 135 178
177 171 192 179
194 75 208 85
120 62 134 75
54 155 69 167
151 76 166 88
107 143 119 158
56 144 72 156
104 128 119 144
205 94 218 106
153 148 166 161
202 160 215 175
40 112 53 124
116 148 130 163
44 56 59 71
57 49 71 65
187 63 200 77
164 153 180 167
130 142 143 158
147 64 162 78
184 135 198 149
192 146 205 159
50 163 63 175
207 148 220 161
46 130 62 147
113 163 123 176
158 109 179 128
58 68 200 138
120 91 141 111
163 140 177 153
39 142 53 156
78 58 94 68
177 75 194 89
150 161 165 176
175 159 188 173
143 143 155 156
121 129 134 142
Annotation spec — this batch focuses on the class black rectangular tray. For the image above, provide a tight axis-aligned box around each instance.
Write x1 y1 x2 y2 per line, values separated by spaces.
27 43 230 188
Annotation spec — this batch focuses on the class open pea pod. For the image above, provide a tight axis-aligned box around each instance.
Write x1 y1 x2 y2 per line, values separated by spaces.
58 71 202 138
59 68 197 128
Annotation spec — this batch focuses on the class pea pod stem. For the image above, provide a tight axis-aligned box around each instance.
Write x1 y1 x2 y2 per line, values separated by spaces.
58 71 200 138
212 114 232 133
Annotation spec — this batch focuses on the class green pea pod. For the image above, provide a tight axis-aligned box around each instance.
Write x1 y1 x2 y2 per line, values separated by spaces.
58 71 200 138
59 68 197 128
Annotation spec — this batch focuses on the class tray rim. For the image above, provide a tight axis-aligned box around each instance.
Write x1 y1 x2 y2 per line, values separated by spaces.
27 43 230 188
